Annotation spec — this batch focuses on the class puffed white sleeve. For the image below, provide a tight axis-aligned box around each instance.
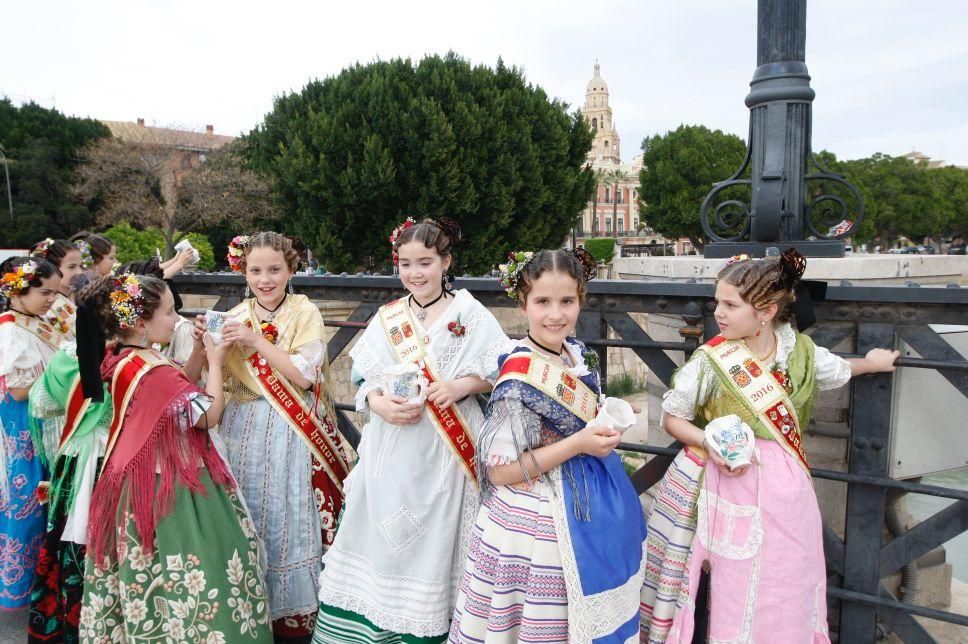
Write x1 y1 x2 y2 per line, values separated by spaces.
814 344 852 391
290 340 326 384
661 351 711 422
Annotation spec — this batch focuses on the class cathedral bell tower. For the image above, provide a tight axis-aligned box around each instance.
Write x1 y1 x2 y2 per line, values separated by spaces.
581 63 621 164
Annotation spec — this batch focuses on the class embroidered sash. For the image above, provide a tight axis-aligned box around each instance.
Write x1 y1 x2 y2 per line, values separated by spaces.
243 306 352 544
495 350 598 424
244 346 351 491
102 350 169 473
0 311 66 351
698 335 809 475
378 297 478 488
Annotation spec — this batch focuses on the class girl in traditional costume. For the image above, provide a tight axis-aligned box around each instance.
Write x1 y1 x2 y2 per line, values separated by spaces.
116 258 196 365
640 249 899 643
448 249 647 644
30 238 85 341
211 232 352 642
314 218 507 643
77 273 273 643
26 275 112 642
69 232 116 278
0 257 68 611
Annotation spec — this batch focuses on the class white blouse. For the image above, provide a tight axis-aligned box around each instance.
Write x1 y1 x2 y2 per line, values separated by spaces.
0 322 59 391
662 323 852 421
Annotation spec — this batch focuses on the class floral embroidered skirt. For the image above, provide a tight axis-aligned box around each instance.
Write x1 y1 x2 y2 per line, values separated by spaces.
28 451 94 642
79 471 273 643
0 394 46 610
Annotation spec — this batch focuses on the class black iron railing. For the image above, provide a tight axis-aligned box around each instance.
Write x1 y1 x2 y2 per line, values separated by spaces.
173 272 968 643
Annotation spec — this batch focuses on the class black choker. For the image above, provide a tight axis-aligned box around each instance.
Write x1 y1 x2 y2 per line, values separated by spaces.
527 333 563 357
257 294 287 321
410 290 447 321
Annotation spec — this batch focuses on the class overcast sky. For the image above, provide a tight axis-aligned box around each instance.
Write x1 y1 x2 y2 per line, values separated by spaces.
4 0 967 165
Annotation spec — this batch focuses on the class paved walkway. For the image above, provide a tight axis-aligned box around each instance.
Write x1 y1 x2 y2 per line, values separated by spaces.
0 608 26 643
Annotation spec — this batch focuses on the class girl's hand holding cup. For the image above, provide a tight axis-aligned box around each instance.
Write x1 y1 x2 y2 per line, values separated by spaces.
573 424 621 458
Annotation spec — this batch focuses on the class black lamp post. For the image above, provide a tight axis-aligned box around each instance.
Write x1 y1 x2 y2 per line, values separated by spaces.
701 0 863 258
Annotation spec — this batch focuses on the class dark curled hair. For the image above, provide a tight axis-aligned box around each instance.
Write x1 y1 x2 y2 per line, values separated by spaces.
716 248 807 323
393 218 460 259
69 231 114 264
76 274 168 337
30 239 77 268
515 249 591 307
0 257 61 309
239 231 301 273
117 257 163 279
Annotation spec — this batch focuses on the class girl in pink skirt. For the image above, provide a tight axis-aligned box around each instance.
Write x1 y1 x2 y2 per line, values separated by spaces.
640 249 898 643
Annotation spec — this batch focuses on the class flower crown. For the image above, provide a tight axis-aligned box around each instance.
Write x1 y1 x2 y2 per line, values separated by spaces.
31 238 55 259
0 260 39 297
74 240 94 269
109 273 145 329
389 217 416 263
227 235 251 273
498 251 535 299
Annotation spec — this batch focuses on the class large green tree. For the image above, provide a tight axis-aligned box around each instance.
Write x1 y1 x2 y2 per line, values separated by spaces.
0 100 109 247
244 54 595 274
638 125 747 248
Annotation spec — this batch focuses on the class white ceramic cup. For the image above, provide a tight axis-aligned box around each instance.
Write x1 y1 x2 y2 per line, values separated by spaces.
703 414 755 470
175 239 200 265
592 397 637 434
204 310 229 345
384 364 429 404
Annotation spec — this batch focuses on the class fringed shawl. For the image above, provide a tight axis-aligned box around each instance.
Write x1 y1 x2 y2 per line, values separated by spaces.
86 347 232 567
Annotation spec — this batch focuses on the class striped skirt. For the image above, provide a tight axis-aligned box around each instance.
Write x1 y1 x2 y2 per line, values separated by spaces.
448 482 568 643
639 447 705 644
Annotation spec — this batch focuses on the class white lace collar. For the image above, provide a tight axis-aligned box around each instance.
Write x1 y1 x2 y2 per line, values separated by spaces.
773 322 797 369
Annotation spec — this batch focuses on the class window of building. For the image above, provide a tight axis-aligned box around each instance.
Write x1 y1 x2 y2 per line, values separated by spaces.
606 218 612 234
604 140 609 151
617 188 623 204
618 218 624 234
592 117 598 129
604 187 610 203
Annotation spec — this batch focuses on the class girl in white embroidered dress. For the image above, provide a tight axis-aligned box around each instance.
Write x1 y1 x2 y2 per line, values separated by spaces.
313 219 508 643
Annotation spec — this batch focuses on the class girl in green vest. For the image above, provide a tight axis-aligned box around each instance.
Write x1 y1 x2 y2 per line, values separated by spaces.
641 249 898 643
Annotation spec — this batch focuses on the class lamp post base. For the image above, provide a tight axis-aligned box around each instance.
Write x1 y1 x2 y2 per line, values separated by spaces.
703 240 845 259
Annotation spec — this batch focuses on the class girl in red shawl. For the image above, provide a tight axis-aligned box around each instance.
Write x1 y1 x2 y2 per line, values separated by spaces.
75 273 272 643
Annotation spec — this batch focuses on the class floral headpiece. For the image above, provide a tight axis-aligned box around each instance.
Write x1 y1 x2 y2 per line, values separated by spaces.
31 238 55 259
227 235 251 273
109 273 145 329
498 251 535 299
0 260 39 297
724 253 752 268
74 240 94 269
389 217 416 264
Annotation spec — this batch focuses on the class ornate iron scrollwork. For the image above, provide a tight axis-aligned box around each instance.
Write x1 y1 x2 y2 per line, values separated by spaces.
700 124 753 242
804 153 865 240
